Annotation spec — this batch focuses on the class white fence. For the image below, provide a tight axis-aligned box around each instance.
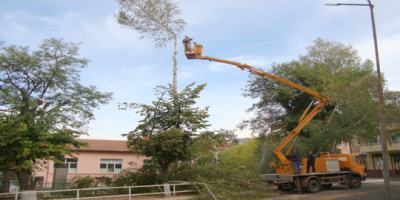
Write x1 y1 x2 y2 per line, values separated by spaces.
0 182 201 200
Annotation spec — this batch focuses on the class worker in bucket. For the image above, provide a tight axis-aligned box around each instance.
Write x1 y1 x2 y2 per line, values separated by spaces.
182 35 193 51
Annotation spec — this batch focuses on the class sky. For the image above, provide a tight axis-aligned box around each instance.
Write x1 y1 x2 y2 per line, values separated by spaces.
1 0 399 140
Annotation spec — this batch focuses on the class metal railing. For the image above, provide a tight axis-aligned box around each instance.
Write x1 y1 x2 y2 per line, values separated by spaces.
0 182 200 200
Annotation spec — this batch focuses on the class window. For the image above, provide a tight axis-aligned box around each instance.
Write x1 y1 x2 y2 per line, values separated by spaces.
390 135 400 143
337 157 348 162
351 156 363 165
54 158 78 172
371 154 383 170
66 158 78 172
390 153 400 171
100 159 122 172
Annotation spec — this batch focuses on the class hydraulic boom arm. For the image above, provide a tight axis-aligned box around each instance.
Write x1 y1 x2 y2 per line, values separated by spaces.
183 41 331 168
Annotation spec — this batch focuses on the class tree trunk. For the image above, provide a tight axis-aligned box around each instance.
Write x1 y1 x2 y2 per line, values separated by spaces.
1 171 12 193
16 156 37 198
16 158 36 191
160 162 171 197
17 170 36 190
172 34 178 93
16 165 37 200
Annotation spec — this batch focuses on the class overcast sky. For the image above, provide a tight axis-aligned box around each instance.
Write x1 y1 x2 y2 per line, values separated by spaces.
1 0 399 140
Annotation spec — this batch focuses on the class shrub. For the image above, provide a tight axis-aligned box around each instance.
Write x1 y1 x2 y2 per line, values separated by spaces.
113 160 162 193
70 176 95 189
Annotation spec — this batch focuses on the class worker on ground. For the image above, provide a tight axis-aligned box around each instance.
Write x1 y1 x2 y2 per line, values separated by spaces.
292 150 301 174
182 35 193 51
307 151 316 173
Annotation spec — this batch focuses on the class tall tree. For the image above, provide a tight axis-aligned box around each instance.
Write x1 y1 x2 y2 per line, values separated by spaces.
242 38 400 153
121 83 209 193
0 39 113 193
116 0 186 92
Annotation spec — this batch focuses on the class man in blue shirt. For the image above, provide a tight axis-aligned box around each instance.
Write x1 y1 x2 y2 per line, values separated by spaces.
292 150 301 174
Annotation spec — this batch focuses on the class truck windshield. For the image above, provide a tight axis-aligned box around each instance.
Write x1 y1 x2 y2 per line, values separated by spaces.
352 156 363 165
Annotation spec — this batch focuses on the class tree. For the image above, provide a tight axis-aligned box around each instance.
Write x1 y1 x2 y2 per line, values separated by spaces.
0 117 26 193
384 91 400 139
116 0 186 92
218 138 259 172
192 129 238 166
242 38 400 153
121 83 209 185
0 38 113 193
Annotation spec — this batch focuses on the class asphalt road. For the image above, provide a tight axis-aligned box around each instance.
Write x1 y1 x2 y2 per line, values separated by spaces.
268 178 400 200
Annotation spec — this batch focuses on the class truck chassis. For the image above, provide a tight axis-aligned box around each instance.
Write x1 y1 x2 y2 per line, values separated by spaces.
262 171 362 193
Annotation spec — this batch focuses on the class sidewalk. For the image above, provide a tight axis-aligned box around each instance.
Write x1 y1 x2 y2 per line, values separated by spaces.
366 178 400 181
365 177 400 186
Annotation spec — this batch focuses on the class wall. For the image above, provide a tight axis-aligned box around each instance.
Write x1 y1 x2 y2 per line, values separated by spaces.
35 150 148 187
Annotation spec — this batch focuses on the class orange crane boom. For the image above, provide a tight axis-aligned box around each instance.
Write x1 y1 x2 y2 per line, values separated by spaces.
183 40 331 170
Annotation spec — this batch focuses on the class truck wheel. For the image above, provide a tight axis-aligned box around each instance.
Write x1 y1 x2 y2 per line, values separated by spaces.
303 179 321 193
348 177 362 189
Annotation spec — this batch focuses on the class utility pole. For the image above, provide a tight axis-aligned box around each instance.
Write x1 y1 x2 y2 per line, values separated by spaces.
326 1 391 199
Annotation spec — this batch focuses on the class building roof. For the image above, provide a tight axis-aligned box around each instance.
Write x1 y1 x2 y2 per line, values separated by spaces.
74 139 130 152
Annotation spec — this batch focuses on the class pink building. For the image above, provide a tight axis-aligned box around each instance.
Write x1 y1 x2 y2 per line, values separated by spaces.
35 139 148 187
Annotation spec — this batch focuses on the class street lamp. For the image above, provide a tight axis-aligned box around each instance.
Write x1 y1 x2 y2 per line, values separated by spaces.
326 1 391 199
326 3 369 6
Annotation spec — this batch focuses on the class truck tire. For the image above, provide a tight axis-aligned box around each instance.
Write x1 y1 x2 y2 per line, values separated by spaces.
348 177 362 189
303 179 321 193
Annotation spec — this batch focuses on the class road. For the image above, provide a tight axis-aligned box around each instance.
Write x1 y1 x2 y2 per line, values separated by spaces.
268 178 400 200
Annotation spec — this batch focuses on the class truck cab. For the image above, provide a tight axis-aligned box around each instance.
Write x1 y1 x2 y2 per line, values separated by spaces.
320 153 367 181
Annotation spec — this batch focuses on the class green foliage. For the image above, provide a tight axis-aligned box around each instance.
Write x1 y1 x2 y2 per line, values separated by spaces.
192 129 237 165
255 133 283 173
70 176 95 189
218 139 260 172
0 117 27 171
170 162 273 200
113 162 163 194
121 83 209 183
168 140 275 199
242 38 399 153
0 38 113 190
70 176 113 188
130 127 194 174
384 91 400 140
108 139 275 200
94 176 113 187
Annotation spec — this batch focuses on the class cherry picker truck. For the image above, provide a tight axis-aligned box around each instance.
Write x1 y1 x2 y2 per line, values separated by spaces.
183 39 367 193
